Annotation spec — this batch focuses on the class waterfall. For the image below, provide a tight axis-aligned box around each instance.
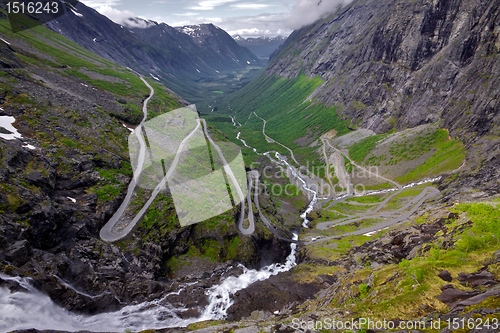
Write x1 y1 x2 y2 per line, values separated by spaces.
0 123 324 333
200 234 298 320
0 238 299 332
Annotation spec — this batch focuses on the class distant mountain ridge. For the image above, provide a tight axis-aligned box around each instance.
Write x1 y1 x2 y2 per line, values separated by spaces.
234 35 287 59
45 2 262 100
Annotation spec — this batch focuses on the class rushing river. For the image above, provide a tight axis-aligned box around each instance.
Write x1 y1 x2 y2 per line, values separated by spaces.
0 114 444 332
0 132 318 333
1 239 298 332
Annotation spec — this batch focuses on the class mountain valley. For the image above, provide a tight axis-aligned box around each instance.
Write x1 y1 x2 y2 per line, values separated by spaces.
46 2 264 105
1 0 500 332
234 35 287 60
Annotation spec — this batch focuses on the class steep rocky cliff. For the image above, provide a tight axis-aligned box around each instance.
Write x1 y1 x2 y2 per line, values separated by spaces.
198 1 500 329
243 0 500 196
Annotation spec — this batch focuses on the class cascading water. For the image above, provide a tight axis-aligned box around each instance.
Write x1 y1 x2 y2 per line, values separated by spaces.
272 152 318 228
0 273 198 332
194 128 321 320
200 234 298 320
0 235 300 332
236 132 260 155
1 165 312 333
0 124 322 333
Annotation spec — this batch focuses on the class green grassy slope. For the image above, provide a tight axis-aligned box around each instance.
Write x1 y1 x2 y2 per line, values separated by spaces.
346 127 466 184
0 13 184 207
1 14 180 215
206 73 350 166
0 13 273 274
289 199 500 328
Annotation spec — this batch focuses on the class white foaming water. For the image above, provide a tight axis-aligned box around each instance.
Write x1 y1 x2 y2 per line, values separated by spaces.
362 176 442 197
0 281 198 332
0 271 209 332
274 153 318 228
236 129 320 229
0 274 36 292
0 120 320 333
200 234 298 320
236 132 260 155
0 239 298 332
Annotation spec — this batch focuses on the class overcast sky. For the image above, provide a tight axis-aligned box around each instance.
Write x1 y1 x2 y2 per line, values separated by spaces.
80 0 349 38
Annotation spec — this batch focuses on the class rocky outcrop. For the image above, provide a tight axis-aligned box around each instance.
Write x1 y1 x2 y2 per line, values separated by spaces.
437 261 500 313
297 213 449 271
270 0 500 133
227 271 324 321
0 41 21 69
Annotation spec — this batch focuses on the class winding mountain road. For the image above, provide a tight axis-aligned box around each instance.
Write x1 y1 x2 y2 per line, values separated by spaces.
306 138 441 243
100 116 201 242
308 186 440 245
199 119 255 235
322 138 402 190
248 171 300 243
252 112 301 166
231 106 440 245
100 76 154 242
100 75 255 241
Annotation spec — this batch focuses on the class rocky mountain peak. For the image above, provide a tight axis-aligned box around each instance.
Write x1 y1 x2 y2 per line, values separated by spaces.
122 16 158 29
176 23 233 43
